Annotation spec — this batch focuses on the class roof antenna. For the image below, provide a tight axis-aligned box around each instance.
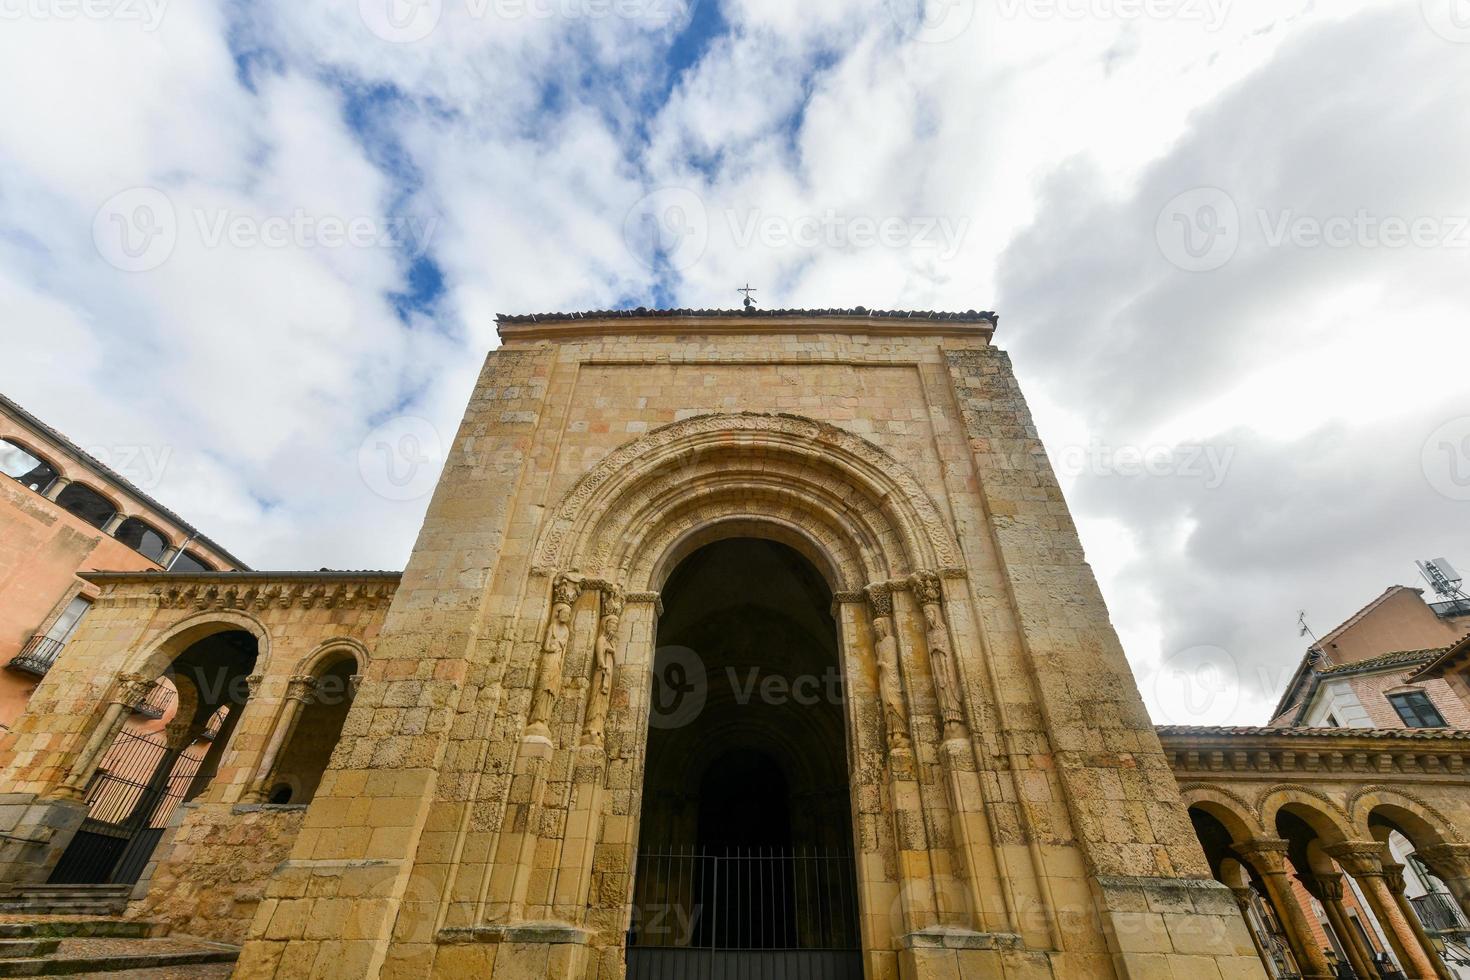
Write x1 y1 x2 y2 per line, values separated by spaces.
738 283 758 313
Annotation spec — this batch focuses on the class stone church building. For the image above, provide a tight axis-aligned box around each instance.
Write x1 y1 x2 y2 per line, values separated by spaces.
0 309 1467 979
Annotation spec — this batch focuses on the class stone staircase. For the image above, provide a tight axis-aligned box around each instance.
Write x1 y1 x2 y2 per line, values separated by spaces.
0 887 131 918
0 919 238 976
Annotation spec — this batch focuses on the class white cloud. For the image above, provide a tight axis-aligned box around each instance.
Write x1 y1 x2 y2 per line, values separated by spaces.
0 0 1463 723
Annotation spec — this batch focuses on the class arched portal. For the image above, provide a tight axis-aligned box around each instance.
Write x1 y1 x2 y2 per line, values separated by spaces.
628 538 862 978
48 628 257 885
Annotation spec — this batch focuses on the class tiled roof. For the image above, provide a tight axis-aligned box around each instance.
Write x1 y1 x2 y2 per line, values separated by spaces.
1408 630 1470 681
496 307 998 324
1316 648 1442 675
1156 724 1470 741
0 392 249 570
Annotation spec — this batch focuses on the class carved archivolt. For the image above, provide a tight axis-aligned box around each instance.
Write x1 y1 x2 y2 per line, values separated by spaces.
1177 783 1265 838
1254 784 1357 841
532 413 960 589
1345 784 1466 844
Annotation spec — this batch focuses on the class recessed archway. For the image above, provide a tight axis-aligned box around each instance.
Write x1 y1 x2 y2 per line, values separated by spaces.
628 538 862 977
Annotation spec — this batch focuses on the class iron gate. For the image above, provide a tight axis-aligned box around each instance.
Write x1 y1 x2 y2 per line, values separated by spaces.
627 847 863 980
49 729 204 885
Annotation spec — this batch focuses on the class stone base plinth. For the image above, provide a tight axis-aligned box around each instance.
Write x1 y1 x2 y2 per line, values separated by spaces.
0 793 87 885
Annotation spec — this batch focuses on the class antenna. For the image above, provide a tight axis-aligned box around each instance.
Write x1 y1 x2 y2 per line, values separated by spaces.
1417 558 1468 601
1297 610 1321 652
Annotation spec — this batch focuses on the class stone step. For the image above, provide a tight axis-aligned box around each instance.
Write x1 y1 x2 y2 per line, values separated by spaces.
0 942 58 961
0 921 163 940
0 908 125 919
0 937 238 977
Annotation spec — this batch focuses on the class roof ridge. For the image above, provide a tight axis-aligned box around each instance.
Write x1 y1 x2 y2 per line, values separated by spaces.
496 307 998 324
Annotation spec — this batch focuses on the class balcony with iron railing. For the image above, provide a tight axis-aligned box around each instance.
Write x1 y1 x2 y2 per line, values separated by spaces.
129 681 175 720
1411 890 1470 936
5 635 64 677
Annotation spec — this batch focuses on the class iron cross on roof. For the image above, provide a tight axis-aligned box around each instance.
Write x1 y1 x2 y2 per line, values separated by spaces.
737 283 757 311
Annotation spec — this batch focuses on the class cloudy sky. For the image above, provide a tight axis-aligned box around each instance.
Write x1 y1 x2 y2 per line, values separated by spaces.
2 0 1467 725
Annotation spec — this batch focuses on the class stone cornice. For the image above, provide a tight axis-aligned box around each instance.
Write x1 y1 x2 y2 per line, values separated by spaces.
1159 726 1470 778
84 573 399 612
495 308 997 343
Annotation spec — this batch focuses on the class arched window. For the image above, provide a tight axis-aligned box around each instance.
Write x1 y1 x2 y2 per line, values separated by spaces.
54 482 118 530
114 517 170 563
169 550 214 572
0 439 59 495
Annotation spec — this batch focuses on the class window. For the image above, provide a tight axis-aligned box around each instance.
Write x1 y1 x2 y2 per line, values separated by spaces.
44 596 91 644
114 517 170 563
0 439 58 495
169 550 213 572
54 482 117 530
1388 691 1446 728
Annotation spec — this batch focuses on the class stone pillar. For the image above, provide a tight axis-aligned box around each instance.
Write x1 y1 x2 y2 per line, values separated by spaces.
1417 844 1470 926
1229 886 1277 975
244 676 315 803
1233 839 1333 979
1308 873 1378 980
101 513 126 535
1328 841 1441 980
1384 860 1454 980
56 673 152 800
44 477 70 501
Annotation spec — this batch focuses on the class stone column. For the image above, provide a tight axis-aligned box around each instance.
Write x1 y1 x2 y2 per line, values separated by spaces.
1384 860 1454 980
1417 844 1470 926
244 676 315 803
55 673 152 801
101 513 126 535
1233 839 1333 979
44 477 70 501
1229 886 1277 975
1308 873 1378 980
1328 841 1441 980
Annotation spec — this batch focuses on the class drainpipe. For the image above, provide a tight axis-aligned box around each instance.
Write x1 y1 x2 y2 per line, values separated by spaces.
164 532 197 571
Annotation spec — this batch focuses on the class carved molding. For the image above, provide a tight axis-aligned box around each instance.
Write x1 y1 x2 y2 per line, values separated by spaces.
134 580 397 612
532 412 960 577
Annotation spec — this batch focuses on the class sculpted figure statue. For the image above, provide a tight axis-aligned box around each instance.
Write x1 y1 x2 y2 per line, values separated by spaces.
527 601 572 732
923 601 966 736
581 611 619 745
873 616 910 752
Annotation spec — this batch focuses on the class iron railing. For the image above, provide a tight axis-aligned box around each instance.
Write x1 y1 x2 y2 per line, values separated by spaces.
6 635 63 676
1412 891 1470 934
129 681 174 720
199 710 225 741
629 847 861 951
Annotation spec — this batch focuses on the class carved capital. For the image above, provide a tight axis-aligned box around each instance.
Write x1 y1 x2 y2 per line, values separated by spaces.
285 675 317 705
1324 841 1387 878
113 672 153 707
244 674 265 698
1381 861 1407 896
1302 872 1346 903
599 584 624 620
1232 838 1291 875
552 573 585 607
909 570 943 608
1418 843 1470 881
864 583 893 619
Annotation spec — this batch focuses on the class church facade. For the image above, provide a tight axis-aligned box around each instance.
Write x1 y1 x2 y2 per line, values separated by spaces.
237 308 1258 978
1 309 1467 979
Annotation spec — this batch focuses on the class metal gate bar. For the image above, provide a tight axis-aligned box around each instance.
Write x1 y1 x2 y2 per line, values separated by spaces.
628 847 863 980
49 729 205 885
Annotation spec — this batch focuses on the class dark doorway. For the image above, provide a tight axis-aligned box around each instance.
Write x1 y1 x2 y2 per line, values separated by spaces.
628 538 863 980
49 629 257 885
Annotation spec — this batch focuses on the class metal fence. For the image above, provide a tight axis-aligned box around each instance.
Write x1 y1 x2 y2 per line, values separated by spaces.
627 847 863 980
6 635 63 676
48 729 205 885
